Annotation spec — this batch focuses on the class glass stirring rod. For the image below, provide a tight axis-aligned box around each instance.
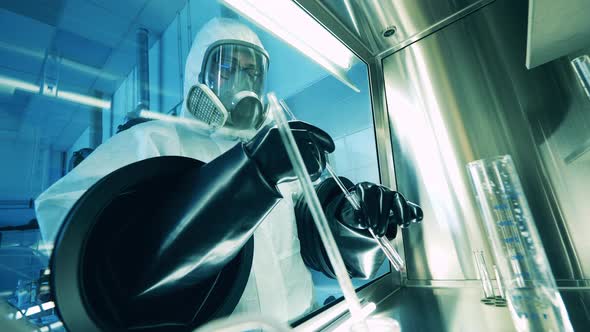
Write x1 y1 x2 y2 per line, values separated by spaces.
324 163 405 272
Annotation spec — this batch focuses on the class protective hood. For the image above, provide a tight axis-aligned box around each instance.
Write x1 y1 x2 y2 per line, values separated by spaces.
181 17 267 129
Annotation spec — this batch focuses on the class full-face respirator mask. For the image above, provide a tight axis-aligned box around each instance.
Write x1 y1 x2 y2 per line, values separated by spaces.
186 40 269 132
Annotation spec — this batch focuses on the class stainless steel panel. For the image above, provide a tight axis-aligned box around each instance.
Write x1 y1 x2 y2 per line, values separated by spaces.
533 49 590 279
294 275 397 331
314 0 491 58
382 0 587 281
526 0 590 68
368 60 397 190
364 287 517 332
324 286 590 331
368 59 406 284
405 279 590 288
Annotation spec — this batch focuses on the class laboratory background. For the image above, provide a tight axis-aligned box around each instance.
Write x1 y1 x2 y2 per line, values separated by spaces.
0 0 589 331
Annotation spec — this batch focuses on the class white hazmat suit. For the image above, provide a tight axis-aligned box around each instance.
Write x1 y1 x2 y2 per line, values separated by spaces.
35 17 315 322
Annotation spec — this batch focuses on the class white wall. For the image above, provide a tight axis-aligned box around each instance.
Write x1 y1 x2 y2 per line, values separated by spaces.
286 63 380 185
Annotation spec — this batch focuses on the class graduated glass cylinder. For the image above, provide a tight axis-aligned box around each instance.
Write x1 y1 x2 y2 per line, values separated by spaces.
467 155 573 332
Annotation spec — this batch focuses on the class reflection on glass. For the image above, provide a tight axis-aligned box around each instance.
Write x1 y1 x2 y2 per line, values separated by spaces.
0 1 386 330
267 92 365 325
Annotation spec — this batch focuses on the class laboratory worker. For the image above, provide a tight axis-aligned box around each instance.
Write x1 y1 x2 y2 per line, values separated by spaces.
35 17 422 331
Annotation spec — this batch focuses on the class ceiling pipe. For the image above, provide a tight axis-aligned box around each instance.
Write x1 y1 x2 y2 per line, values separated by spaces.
134 28 151 116
89 91 104 149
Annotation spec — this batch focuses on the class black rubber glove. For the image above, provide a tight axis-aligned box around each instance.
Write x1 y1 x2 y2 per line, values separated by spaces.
244 120 335 186
339 182 423 237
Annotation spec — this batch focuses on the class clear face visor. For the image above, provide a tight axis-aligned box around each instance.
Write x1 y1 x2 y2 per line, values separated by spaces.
202 43 268 103
198 43 269 132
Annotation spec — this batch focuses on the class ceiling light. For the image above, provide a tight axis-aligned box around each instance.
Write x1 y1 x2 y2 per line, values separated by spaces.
0 75 40 93
220 0 359 92
57 90 111 109
0 74 111 109
41 301 55 310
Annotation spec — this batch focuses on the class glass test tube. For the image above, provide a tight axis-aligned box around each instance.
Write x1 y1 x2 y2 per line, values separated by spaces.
325 163 405 272
571 54 590 100
494 265 506 299
473 250 495 303
467 155 573 332
493 265 508 307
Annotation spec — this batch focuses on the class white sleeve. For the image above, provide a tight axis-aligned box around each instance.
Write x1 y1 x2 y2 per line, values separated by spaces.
34 121 182 245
